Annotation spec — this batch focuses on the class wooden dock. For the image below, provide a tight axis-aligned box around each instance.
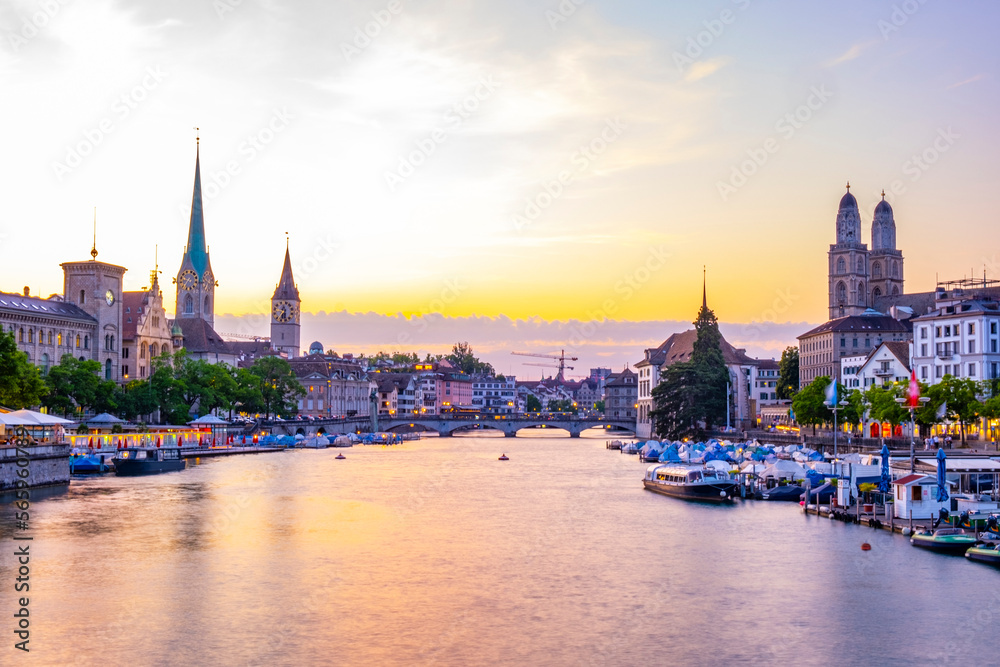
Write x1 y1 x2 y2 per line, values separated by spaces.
180 445 285 459
802 501 932 535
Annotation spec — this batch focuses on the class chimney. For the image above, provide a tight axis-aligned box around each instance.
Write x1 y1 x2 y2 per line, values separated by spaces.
23 286 29 297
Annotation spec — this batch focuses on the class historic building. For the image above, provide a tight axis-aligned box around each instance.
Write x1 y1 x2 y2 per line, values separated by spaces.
171 140 236 366
121 267 174 380
911 299 1000 384
604 367 637 421
61 247 127 381
798 312 911 385
288 349 373 418
0 287 99 375
828 185 904 320
270 242 301 359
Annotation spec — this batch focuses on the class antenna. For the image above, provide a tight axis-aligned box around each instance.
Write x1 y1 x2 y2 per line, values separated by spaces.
90 207 98 260
194 126 200 144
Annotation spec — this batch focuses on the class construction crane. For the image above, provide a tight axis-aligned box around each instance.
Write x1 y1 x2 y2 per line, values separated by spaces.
511 349 578 382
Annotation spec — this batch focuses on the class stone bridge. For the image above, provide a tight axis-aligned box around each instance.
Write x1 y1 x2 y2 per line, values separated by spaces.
267 416 635 438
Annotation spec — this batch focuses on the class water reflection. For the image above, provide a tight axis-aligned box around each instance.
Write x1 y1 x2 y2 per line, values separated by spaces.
2 434 998 665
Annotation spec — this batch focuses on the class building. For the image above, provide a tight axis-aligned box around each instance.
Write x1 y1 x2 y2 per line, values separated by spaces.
376 378 398 416
438 371 472 410
910 299 1000 384
840 353 868 390
60 247 127 381
798 311 911 385
472 375 517 414
288 352 372 418
270 241 301 359
573 378 602 414
0 288 99 376
827 185 904 320
854 341 912 388
754 358 781 405
171 140 236 365
604 367 637 420
121 268 174 380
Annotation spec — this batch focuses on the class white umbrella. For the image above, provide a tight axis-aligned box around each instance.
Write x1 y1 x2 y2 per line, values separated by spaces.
4 409 74 425
188 414 230 425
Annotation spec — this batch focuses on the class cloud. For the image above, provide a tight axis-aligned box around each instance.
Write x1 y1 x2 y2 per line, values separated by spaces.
215 311 815 378
684 57 729 82
824 41 877 67
946 73 985 90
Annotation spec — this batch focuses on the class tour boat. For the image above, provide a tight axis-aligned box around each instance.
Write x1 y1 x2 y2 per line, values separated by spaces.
909 527 977 554
643 464 738 503
965 543 1000 566
113 446 186 476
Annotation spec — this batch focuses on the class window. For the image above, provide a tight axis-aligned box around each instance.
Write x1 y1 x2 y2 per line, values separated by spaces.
185 295 193 314
105 359 112 380
921 366 928 380
57 332 62 346
84 335 88 350
944 325 951 336
123 347 129 359
865 338 871 348
969 323 975 335
80 289 85 304
852 338 858 347
836 282 847 304
992 321 998 335
141 343 146 359
936 366 942 378
836 257 845 274
969 364 976 377
969 340 976 354
47 331 52 345
75 334 81 348
18 328 23 343
872 262 882 279
921 327 927 339
27 329 33 343
936 327 942 337
891 261 898 278
920 344 927 356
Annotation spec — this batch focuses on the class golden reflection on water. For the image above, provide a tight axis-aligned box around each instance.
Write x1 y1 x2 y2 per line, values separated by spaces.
2 431 995 665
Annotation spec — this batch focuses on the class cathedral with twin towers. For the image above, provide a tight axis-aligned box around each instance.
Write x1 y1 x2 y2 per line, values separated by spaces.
827 183 904 320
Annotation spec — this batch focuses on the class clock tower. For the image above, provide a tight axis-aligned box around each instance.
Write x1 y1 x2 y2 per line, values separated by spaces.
270 240 300 358
174 138 217 329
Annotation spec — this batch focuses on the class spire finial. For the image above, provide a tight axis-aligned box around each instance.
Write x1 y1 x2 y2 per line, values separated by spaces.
286 231 289 250
194 126 199 145
881 189 885 200
151 245 161 288
90 207 98 260
846 181 851 193
702 265 707 309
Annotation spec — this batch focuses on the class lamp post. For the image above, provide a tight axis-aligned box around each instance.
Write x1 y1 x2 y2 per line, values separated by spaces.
824 398 849 464
896 395 931 474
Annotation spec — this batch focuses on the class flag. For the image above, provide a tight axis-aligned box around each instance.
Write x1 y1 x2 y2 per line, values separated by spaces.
824 378 837 404
935 401 948 420
907 368 920 408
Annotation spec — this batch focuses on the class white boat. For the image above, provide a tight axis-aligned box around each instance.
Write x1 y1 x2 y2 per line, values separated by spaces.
643 464 738 503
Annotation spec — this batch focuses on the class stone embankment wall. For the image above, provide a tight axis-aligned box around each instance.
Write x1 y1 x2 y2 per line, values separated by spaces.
0 443 70 491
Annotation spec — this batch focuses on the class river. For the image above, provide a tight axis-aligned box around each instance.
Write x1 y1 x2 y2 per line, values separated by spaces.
2 431 996 666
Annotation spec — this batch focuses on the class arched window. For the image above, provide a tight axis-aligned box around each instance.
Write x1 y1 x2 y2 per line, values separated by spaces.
150 343 158 357
47 330 53 345
27 329 33 343
18 328 23 343
872 262 882 279
185 295 194 314
110 335 114 350
141 342 147 359
836 282 847 304
890 261 898 278
858 281 866 306
57 332 63 346
84 335 89 349
872 287 882 299
79 289 85 304
105 359 112 380
857 258 865 273
892 285 900 295
836 257 845 274
75 334 81 348
41 353 50 374
204 296 210 312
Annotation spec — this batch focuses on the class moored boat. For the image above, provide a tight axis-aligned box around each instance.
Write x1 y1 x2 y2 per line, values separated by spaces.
965 543 1000 566
113 446 186 476
643 464 738 503
68 449 113 473
909 527 977 554
760 485 804 502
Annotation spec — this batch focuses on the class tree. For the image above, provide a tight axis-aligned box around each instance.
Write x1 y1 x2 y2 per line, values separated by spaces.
791 376 833 435
231 367 265 418
446 342 494 376
42 355 104 416
117 380 159 421
777 346 800 399
246 356 305 419
525 395 542 413
865 382 907 428
937 375 983 445
0 331 47 409
594 400 605 414
650 298 729 439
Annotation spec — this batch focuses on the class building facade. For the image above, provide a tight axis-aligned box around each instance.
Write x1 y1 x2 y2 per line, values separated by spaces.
289 353 372 418
798 312 912 385
0 288 98 375
121 270 174 380
472 375 517 414
911 300 1000 384
270 243 301 359
604 367 637 420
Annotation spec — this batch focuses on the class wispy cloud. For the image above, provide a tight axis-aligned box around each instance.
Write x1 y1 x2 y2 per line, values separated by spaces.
824 40 877 67
946 73 985 89
684 57 730 82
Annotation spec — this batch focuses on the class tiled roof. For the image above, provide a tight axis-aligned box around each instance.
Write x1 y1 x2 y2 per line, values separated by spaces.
173 318 233 356
798 314 911 338
637 328 759 368
121 291 146 340
0 291 96 324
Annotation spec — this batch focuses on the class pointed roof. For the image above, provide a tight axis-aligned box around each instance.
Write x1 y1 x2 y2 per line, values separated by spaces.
272 242 300 301
185 142 210 276
702 266 707 310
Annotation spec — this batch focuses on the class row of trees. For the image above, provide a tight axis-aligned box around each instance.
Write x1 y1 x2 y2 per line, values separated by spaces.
792 375 1000 444
361 342 496 376
0 328 305 424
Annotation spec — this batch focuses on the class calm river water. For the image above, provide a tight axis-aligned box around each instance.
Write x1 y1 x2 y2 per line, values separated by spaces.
2 432 997 666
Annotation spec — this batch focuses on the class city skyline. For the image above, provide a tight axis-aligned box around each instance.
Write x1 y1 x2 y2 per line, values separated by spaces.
4 0 999 375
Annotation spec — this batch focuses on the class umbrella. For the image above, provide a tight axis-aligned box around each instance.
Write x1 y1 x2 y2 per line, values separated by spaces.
936 448 949 502
2 409 74 425
878 443 891 493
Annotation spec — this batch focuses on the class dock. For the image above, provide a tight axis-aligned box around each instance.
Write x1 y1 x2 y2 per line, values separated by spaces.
180 445 285 459
802 501 934 535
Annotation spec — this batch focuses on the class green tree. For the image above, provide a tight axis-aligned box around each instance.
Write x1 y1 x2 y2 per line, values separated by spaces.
594 400 605 414
650 298 729 439
117 380 159 421
936 375 983 445
42 355 103 416
525 394 542 413
0 331 48 409
446 342 494 376
231 367 266 418
865 382 907 428
777 346 800 399
247 356 305 419
791 376 833 435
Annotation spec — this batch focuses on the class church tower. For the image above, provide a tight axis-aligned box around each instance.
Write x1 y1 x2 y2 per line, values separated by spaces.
828 183 869 319
270 239 301 358
174 137 216 329
868 191 904 305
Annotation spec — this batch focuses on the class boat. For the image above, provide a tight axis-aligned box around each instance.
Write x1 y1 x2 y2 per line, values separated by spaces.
622 442 641 455
335 453 346 460
643 464 738 503
68 448 113 473
965 544 1000 566
606 440 623 450
909 527 977 554
760 485 804 501
499 454 509 461
113 446 186 476
331 435 354 447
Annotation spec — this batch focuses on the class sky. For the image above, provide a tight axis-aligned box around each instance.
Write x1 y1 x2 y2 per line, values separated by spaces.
3 0 999 378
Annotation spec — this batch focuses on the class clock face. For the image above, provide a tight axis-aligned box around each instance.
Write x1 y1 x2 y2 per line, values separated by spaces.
178 270 198 291
202 270 214 291
273 301 290 323
105 289 115 306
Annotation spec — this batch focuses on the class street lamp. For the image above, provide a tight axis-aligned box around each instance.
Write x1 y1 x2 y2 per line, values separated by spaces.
824 398 849 463
896 395 931 473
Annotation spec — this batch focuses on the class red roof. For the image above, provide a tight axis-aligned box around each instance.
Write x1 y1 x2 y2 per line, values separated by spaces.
892 474 929 486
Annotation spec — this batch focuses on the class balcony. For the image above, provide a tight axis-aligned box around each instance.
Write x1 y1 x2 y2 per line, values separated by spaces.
872 367 893 377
